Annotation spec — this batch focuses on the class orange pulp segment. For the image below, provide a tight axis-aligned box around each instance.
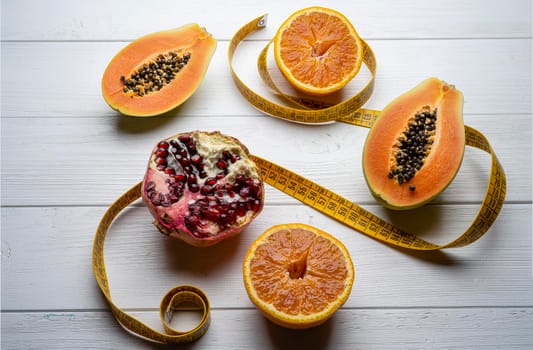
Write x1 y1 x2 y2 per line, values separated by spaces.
243 223 355 329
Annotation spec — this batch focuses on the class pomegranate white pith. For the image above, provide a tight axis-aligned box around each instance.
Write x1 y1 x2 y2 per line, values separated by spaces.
141 131 264 247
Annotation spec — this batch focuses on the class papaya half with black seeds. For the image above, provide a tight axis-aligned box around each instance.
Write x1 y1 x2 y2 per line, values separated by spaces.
362 77 465 210
101 24 217 117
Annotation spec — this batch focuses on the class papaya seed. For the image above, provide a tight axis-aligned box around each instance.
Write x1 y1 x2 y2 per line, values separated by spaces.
389 107 437 185
121 50 191 97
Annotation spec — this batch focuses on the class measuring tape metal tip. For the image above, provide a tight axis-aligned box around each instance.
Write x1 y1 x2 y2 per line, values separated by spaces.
257 14 268 28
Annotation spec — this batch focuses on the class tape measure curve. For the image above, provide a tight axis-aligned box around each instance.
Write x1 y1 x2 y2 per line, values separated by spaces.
92 182 211 344
228 14 381 125
229 14 507 250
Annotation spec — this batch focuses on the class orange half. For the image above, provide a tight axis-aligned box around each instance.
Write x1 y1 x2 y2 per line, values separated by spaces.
243 223 355 329
273 7 363 96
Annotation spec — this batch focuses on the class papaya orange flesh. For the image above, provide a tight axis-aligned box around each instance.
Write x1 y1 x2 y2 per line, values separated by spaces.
362 78 465 210
101 24 217 117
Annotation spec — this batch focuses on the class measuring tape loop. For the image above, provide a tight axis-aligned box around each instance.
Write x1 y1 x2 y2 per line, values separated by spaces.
229 14 378 125
92 182 210 344
228 14 506 250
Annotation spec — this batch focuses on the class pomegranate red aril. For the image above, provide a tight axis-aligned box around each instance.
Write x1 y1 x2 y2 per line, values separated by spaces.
156 150 169 158
174 173 186 182
141 130 264 247
191 154 202 164
239 187 250 198
180 157 191 167
178 134 191 143
217 159 228 169
205 177 217 186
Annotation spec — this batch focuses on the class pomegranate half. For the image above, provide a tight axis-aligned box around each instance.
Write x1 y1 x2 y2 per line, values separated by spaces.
141 131 264 247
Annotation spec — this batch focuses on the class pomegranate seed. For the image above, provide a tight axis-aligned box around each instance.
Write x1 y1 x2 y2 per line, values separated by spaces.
156 150 168 157
145 181 155 191
236 206 247 217
206 178 217 186
236 174 246 184
178 134 191 143
186 215 200 226
165 168 175 175
180 158 191 167
191 154 202 164
219 213 228 224
239 187 250 198
156 157 166 166
204 207 220 221
158 141 169 149
189 183 199 192
201 185 213 195
174 173 186 182
188 144 197 154
217 159 228 169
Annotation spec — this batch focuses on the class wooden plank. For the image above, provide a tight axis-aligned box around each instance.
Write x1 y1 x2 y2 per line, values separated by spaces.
1 39 531 117
1 0 531 40
0 114 529 206
2 204 531 311
2 308 533 349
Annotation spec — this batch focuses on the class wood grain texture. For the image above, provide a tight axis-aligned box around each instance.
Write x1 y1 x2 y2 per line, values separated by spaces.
2 309 533 349
1 0 531 40
1 0 532 349
0 114 530 206
2 204 532 311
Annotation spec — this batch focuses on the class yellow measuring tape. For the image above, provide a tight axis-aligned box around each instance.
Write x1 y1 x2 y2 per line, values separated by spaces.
92 13 507 344
92 182 210 344
228 14 507 250
228 14 381 126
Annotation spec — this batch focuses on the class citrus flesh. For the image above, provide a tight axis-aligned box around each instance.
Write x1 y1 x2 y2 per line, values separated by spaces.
273 7 363 96
243 223 354 329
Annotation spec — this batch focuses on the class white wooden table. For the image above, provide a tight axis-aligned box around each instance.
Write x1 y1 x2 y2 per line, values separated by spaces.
1 1 532 348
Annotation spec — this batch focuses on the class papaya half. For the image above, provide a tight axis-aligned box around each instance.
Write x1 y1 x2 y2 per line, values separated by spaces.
101 24 217 117
362 77 465 210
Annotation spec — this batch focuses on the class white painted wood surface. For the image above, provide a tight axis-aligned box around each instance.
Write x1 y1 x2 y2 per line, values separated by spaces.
1 0 532 349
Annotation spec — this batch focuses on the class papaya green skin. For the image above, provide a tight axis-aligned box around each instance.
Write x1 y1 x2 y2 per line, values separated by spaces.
101 24 217 117
362 78 465 210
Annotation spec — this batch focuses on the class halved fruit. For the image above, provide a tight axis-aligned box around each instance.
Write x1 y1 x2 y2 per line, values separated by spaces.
273 6 363 96
142 131 264 247
243 223 354 329
101 24 217 117
362 77 465 210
